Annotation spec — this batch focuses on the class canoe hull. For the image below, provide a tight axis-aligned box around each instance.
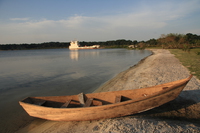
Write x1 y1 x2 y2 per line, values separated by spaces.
19 76 192 121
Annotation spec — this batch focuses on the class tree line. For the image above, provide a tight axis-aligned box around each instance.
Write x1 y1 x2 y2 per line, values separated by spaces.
81 33 200 50
0 33 199 50
156 33 200 50
0 42 70 50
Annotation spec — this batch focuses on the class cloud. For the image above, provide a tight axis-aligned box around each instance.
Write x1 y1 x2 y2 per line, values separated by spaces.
10 17 30 21
1 0 200 44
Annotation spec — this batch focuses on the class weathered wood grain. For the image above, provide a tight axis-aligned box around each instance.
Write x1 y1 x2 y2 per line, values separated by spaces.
19 75 192 121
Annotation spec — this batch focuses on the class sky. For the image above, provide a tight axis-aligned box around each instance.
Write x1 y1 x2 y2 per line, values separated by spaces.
0 0 200 44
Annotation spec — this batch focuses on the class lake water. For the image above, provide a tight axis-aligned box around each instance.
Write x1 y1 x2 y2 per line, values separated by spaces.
0 48 151 132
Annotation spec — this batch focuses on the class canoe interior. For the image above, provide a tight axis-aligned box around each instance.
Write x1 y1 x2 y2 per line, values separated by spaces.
21 76 191 109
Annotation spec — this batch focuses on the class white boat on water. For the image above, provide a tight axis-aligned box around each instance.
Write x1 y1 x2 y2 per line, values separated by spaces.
69 40 100 50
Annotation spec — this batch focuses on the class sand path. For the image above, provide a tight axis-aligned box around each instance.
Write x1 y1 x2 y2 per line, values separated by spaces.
17 49 200 133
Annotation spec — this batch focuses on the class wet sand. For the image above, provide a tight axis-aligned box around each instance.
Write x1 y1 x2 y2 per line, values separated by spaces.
17 49 200 133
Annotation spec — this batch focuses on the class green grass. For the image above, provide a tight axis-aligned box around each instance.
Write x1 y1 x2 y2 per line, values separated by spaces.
169 48 200 79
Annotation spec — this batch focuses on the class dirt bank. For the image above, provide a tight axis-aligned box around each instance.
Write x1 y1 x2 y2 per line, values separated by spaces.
17 49 200 133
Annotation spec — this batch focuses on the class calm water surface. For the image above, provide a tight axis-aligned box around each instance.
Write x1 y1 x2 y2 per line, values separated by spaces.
0 48 151 132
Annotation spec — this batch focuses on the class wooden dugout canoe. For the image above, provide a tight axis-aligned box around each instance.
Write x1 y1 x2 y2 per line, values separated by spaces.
19 75 192 121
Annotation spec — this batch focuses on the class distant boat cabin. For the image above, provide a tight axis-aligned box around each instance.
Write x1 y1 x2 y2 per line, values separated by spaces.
69 40 100 50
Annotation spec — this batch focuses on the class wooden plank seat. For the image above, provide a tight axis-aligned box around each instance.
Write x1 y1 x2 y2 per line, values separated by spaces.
78 92 94 107
78 93 86 106
61 99 72 108
115 95 121 103
84 98 93 107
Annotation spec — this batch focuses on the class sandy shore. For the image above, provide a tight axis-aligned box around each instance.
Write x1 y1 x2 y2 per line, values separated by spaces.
17 49 200 133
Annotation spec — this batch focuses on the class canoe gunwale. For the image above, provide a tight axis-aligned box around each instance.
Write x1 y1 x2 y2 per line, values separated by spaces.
19 75 192 110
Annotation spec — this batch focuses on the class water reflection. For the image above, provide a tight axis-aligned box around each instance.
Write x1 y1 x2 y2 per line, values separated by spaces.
70 50 100 61
139 50 146 54
70 50 79 60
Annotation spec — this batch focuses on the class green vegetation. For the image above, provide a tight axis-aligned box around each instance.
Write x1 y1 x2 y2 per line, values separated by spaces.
156 33 200 51
1 33 200 50
0 42 69 50
81 39 133 49
169 48 200 79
